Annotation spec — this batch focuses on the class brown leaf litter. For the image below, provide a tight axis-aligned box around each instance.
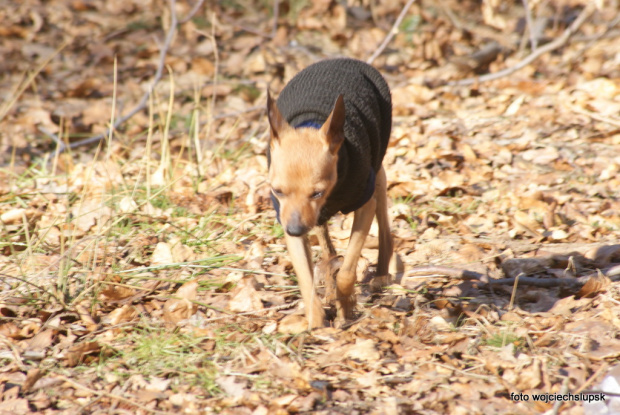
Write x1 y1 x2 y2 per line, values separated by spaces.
1 0 620 414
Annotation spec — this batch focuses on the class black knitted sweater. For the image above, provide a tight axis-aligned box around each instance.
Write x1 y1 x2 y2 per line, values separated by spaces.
269 58 392 225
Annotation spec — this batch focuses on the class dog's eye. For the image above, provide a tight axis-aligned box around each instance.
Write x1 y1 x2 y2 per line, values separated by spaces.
310 191 323 200
272 188 284 198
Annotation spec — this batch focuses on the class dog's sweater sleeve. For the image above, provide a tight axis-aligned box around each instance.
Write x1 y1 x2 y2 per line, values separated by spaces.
273 58 392 225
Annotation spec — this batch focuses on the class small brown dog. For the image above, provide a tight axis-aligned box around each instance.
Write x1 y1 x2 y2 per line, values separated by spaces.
267 58 392 328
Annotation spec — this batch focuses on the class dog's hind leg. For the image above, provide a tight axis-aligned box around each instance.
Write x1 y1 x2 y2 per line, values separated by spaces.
317 224 337 259
285 233 326 329
374 165 393 289
336 196 376 321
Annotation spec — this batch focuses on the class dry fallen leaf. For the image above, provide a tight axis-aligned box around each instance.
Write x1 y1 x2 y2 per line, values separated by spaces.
575 273 611 299
26 329 57 352
228 277 264 313
162 279 199 324
64 341 104 367
278 314 309 334
176 279 198 300
102 305 137 325
151 242 174 265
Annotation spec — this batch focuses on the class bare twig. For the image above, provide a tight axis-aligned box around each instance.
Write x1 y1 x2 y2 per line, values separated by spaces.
521 0 538 51
487 275 577 288
569 104 620 128
552 377 570 415
57 0 202 152
367 0 417 65
570 12 620 64
508 272 522 310
0 273 64 305
488 265 620 288
436 0 514 49
576 363 610 394
272 0 280 38
404 263 620 288
405 265 485 280
440 3 596 87
179 0 206 24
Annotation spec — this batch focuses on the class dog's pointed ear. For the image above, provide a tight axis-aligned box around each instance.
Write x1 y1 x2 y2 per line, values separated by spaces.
321 94 345 154
267 91 288 145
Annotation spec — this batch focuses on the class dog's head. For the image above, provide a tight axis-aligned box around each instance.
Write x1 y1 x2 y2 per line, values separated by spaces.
267 92 345 236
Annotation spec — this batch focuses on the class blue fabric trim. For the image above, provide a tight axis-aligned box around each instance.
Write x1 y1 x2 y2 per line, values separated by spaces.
295 120 323 129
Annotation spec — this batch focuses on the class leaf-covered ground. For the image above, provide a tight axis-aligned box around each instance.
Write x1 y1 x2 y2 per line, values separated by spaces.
1 0 620 414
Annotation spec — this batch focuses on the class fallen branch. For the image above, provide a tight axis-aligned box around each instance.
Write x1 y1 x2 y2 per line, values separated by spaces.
50 0 203 152
488 275 581 288
367 0 417 65
487 264 620 288
405 265 485 281
436 3 596 87
403 263 620 288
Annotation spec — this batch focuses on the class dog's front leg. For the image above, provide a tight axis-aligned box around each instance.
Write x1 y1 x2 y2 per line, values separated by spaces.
336 196 376 321
284 233 326 329
316 224 340 305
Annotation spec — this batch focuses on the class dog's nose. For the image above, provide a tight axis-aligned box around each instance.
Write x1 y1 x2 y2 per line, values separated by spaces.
286 223 308 236
286 213 308 236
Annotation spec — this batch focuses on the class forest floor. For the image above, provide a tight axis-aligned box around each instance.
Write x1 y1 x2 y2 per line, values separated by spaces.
1 0 619 413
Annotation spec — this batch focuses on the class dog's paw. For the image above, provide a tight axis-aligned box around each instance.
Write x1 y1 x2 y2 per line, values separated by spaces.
370 273 392 292
306 298 327 329
278 314 311 334
335 293 356 322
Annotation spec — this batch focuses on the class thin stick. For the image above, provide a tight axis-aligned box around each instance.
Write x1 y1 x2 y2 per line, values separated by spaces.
521 0 538 51
61 0 201 152
487 269 620 288
575 363 609 394
508 272 522 310
405 265 484 280
367 0 417 65
0 273 63 304
179 0 205 24
206 12 220 151
571 12 620 62
405 263 620 287
442 3 596 87
105 55 118 161
569 104 620 128
272 0 280 38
